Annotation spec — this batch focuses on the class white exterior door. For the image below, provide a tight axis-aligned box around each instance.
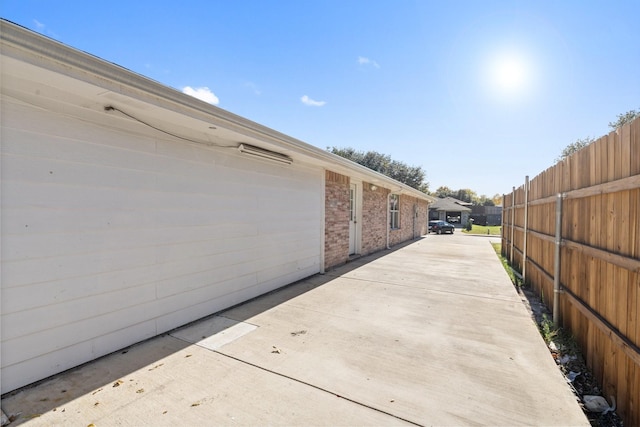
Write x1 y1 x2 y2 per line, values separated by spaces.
349 184 357 254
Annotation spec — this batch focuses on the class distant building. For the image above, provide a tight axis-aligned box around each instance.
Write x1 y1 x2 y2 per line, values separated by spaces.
428 197 472 226
469 205 503 226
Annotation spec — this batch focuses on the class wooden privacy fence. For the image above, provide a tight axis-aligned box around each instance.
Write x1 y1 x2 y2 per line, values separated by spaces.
502 117 640 425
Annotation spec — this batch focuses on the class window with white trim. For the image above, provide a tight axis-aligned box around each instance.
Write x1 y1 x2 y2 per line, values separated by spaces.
390 194 400 229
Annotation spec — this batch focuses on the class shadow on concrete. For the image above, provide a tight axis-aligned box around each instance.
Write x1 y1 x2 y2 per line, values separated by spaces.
1 238 423 422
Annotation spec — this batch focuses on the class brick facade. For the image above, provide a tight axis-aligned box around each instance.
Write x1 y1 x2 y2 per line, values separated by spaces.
324 171 430 271
361 183 390 255
324 171 350 270
389 194 429 247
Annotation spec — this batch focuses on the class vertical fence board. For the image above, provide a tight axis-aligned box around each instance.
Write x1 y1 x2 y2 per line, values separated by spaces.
607 132 616 182
632 189 639 259
632 119 640 175
621 124 632 179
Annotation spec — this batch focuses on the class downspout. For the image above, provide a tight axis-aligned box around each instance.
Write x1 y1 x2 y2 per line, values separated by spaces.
386 191 391 249
412 204 416 239
319 169 326 274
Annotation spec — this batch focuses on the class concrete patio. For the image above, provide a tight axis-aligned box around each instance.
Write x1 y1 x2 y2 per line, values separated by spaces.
1 233 587 426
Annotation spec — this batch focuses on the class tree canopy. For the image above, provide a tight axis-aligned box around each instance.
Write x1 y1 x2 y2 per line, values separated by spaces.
433 186 500 206
608 109 639 130
555 137 595 163
557 108 639 162
327 147 429 192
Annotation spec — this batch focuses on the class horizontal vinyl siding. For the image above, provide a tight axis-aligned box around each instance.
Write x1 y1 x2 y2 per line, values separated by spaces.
0 97 322 392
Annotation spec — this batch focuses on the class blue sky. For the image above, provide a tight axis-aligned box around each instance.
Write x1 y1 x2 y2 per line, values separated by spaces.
2 1 639 197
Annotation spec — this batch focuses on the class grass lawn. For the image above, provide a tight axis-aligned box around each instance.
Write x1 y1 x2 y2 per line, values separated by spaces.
462 224 502 235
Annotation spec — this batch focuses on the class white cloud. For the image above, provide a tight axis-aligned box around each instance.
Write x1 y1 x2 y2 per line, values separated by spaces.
301 95 326 107
33 19 45 30
182 86 219 105
358 56 380 68
244 82 262 95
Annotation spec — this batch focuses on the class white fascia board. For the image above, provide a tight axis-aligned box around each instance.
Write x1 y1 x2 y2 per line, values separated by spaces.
0 19 434 204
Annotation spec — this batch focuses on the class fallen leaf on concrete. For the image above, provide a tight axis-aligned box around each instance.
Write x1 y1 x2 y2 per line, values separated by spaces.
185 354 192 358
290 330 307 336
271 346 281 354
112 380 124 388
94 402 99 406
136 389 144 394
191 402 200 407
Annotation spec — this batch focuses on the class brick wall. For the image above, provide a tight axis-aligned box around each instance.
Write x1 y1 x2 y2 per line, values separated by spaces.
361 183 390 255
324 172 429 270
324 171 350 270
389 195 429 247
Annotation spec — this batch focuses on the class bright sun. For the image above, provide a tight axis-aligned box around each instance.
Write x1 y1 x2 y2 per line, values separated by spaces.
487 53 530 96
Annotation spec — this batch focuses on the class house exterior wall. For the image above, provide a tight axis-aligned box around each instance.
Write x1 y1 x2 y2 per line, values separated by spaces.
389 195 429 246
324 171 350 270
361 183 390 255
325 175 430 269
0 96 323 393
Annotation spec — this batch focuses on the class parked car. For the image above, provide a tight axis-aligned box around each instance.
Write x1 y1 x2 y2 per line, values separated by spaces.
429 220 455 234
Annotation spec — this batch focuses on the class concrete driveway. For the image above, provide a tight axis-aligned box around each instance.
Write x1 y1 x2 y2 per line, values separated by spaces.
1 233 588 426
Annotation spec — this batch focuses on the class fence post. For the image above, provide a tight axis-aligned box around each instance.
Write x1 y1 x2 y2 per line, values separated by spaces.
510 186 515 265
553 193 563 324
501 194 506 256
523 176 529 284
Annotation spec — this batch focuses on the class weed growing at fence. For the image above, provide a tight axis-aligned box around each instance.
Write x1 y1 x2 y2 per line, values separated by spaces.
539 314 558 343
491 243 523 286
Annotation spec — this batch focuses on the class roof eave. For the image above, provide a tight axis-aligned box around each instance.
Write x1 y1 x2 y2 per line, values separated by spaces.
0 19 434 203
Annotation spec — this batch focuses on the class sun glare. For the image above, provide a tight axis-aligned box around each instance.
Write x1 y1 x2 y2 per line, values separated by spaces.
486 53 531 97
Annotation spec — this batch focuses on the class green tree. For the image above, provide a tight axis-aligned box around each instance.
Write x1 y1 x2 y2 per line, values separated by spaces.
557 108 640 162
434 186 454 198
556 136 595 163
477 195 496 206
454 188 476 204
328 147 428 192
608 108 639 130
433 187 496 206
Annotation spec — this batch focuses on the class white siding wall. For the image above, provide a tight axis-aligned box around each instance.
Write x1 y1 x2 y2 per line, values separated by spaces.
0 97 323 392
